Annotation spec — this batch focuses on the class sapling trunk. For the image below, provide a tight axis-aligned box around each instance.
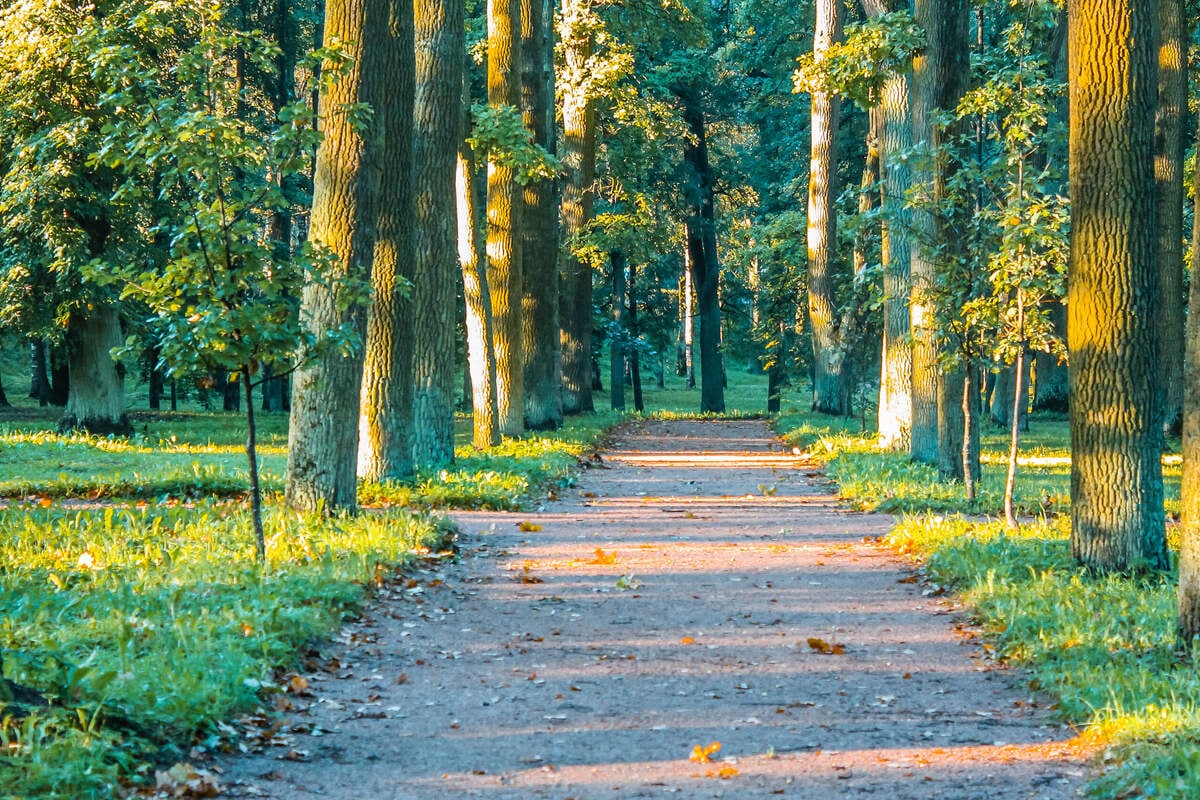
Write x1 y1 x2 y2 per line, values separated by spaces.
961 366 977 502
243 368 266 562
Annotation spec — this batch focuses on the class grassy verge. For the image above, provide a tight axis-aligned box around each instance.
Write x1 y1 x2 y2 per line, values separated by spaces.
777 401 1194 798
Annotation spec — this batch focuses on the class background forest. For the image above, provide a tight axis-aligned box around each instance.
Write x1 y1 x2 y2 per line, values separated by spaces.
3 0 1200 796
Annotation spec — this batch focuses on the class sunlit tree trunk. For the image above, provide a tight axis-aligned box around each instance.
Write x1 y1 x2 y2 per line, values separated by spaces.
1067 0 1166 572
1156 0 1185 436
60 305 131 436
806 0 845 415
558 0 595 415
357 0 416 483
287 0 386 512
1177 113 1200 642
411 0 463 464
520 0 562 430
609 251 626 411
487 0 525 436
460 91 501 449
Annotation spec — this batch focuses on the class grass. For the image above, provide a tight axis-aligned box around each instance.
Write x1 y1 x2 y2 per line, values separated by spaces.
777 399 1196 798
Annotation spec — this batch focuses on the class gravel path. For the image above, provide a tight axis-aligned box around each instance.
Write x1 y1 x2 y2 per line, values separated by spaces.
217 418 1089 799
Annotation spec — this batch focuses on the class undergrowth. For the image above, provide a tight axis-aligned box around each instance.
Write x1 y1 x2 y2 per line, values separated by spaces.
779 403 1196 798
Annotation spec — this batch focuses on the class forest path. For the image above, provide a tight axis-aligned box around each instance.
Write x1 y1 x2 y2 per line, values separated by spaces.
219 418 1088 799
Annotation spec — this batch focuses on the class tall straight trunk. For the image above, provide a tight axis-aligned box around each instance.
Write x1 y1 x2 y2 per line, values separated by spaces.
682 261 696 388
628 260 644 412
60 305 131 435
990 359 1029 429
460 90 501 449
938 370 964 480
681 93 724 414
609 251 626 410
910 0 969 467
1156 0 1185 436
286 0 386 512
1032 301 1069 411
1004 321 1027 528
961 366 979 502
147 351 163 411
487 0 525 436
558 0 595 414
806 0 845 414
520 0 562 430
1067 0 1166 572
357 0 416 483
1177 112 1200 642
411 0 464 463
242 368 266 561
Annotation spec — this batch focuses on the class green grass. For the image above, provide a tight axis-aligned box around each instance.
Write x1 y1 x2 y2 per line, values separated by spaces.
777 401 1197 797
0 502 453 798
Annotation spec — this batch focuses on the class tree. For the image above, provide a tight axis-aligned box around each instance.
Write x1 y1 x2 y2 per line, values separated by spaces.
357 0 417 484
520 0 563 430
287 0 390 513
804 0 845 415
1066 0 1166 572
1155 0 1185 436
487 0 525 436
1177 114 1200 643
410 0 464 464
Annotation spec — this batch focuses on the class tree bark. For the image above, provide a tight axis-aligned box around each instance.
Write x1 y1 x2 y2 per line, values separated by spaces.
60 305 131 435
1067 0 1167 572
628 260 644 412
806 0 846 415
1156 0 1185 436
909 0 969 466
29 339 50 405
460 91 501 449
1032 301 1069 411
411 0 464 463
520 0 562 430
681 92 724 414
287 0 387 512
609 251 626 411
1177 111 1200 642
487 0 525 436
357 0 416 483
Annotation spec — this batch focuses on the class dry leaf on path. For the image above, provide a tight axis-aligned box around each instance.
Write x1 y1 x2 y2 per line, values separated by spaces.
807 637 846 655
690 741 721 763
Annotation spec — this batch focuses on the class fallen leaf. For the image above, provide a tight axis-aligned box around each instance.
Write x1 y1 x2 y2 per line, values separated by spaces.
690 741 721 763
806 637 846 655
155 763 222 797
707 766 739 779
681 636 696 645
517 521 543 532
589 548 617 565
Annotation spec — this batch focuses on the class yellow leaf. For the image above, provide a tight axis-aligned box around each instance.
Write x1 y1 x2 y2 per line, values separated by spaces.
589 548 617 565
517 521 543 532
690 741 721 763
681 636 695 645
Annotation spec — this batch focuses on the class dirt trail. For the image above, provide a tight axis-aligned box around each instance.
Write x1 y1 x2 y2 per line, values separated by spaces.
219 419 1088 799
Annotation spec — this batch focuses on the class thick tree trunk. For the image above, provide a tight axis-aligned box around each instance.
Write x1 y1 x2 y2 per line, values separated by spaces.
806 0 846 415
29 339 50 405
609 251 626 411
1067 0 1167 572
938 370 964 481
460 93 501 449
558 0 595 415
1177 113 1200 642
411 0 464 462
49 344 69 406
681 93 724 414
1156 0 1185 436
357 0 416 483
520 0 562 431
287 0 387 512
60 305 131 435
487 0 525 436
910 0 969 468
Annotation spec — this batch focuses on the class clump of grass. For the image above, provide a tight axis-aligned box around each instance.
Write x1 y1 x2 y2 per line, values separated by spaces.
0 501 451 798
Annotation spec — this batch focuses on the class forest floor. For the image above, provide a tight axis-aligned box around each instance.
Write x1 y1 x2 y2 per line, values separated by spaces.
215 419 1092 799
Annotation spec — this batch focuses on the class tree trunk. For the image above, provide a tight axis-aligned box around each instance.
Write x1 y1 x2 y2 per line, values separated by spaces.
411 0 464 462
681 93 724 414
1067 0 1167 572
487 0 525 436
628 260 644 413
1177 112 1200 642
806 0 846 415
558 0 595 415
243 369 266 561
909 0 969 466
460 88 502 449
609 251 626 411
1004 335 1027 528
357 0 416 484
938 369 965 480
1032 301 1068 411
962 366 978 502
682 261 696 388
60 305 131 435
520 0 562 431
29 339 50 406
990 359 1029 430
286 0 387 513
1156 0 1185 436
